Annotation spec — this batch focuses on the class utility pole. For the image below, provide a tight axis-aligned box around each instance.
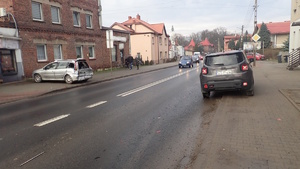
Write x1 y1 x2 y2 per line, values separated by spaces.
253 0 258 66
240 25 244 49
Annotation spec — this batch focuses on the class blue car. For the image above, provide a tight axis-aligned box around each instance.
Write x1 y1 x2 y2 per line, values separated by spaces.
179 56 194 68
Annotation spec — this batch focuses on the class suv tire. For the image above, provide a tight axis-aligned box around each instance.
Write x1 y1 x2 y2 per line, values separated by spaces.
202 92 210 98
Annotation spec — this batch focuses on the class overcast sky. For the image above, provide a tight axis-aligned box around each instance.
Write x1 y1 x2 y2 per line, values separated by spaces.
101 0 291 36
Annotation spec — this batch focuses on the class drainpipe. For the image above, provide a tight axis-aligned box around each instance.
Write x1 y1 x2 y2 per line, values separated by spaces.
7 12 19 37
98 0 102 29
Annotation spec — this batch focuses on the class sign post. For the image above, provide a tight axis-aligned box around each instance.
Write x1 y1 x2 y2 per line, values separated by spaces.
252 34 260 66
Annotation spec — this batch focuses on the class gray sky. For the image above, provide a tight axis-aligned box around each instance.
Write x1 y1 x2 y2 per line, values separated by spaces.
102 0 291 36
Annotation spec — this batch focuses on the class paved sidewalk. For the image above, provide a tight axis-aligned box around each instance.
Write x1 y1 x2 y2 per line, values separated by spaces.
192 61 300 169
0 62 177 105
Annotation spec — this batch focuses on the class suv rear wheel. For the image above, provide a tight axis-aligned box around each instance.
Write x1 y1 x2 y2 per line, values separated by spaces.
202 92 210 98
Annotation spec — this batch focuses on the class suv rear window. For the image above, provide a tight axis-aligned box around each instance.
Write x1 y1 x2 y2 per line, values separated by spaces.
205 53 244 66
78 61 89 69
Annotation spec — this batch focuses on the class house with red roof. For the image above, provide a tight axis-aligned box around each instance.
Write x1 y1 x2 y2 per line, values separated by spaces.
184 39 195 56
111 14 169 64
199 38 214 53
257 21 290 48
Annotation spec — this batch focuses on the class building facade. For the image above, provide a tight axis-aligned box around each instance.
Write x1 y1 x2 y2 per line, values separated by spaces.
0 0 130 82
111 14 169 64
290 0 300 52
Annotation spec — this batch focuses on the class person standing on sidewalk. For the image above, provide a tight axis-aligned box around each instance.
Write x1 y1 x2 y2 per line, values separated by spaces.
127 56 134 70
135 55 141 70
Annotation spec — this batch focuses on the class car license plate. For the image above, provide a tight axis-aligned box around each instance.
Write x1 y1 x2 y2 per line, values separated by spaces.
216 70 233 75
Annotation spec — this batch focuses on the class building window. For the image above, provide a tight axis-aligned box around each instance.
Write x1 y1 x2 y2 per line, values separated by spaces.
54 45 63 60
0 50 17 75
37 45 47 61
73 11 80 27
86 14 92 28
159 37 162 45
88 46 95 59
112 45 117 62
165 38 167 46
152 37 154 45
32 1 43 21
76 46 83 58
51 6 60 24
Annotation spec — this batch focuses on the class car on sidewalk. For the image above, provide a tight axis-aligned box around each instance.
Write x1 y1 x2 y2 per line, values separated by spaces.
179 56 194 68
200 50 254 98
32 59 93 84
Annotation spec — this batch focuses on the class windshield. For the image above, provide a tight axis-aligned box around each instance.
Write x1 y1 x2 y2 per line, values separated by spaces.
205 53 244 66
181 56 191 60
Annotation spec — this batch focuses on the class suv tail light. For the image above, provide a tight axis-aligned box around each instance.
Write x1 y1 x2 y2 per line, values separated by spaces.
241 64 248 71
202 67 208 75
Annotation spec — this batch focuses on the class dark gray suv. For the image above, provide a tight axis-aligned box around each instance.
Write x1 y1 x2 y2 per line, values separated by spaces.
200 50 254 98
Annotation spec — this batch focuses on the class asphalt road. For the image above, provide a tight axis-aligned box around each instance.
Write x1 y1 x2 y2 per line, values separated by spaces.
0 63 220 169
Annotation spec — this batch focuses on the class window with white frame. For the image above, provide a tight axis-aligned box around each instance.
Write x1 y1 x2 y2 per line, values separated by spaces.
88 46 95 59
37 45 47 61
73 11 81 27
51 6 60 24
86 14 92 28
76 46 83 58
54 45 63 60
112 45 117 62
32 1 43 21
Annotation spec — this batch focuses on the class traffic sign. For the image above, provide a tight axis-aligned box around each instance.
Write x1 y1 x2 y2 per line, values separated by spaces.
252 34 260 42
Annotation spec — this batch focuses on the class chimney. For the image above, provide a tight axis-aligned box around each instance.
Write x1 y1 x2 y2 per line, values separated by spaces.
136 14 140 20
128 16 132 20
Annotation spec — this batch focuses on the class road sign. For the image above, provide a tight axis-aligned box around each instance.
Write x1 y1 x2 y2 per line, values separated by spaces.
252 34 260 42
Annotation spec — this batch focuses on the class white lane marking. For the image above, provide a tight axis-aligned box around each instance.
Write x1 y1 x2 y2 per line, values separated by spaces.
20 152 45 167
34 114 70 127
117 69 195 97
86 101 107 108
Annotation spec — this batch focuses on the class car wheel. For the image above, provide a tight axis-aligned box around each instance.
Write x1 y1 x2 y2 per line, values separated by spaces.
202 92 210 98
179 66 181 69
34 74 42 83
65 75 73 84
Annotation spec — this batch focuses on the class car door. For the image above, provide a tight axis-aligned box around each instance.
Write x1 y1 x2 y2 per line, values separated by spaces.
41 62 58 80
54 62 68 80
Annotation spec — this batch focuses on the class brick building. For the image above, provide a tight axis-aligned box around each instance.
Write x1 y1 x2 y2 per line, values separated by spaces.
0 0 130 82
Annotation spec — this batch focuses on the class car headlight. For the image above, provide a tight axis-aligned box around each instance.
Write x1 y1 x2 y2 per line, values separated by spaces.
187 62 190 64
179 62 181 64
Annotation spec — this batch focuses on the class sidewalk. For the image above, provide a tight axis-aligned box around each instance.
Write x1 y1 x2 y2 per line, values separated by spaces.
192 61 300 169
0 62 177 105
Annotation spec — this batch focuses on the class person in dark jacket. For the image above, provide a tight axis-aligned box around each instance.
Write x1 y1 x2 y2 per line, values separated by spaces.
127 56 134 70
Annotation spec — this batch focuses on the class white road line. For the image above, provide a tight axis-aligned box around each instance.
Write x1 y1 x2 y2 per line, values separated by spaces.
86 101 107 108
117 69 195 97
34 114 70 127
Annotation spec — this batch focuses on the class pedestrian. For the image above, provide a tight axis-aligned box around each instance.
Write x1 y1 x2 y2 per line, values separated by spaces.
127 56 133 70
135 56 140 70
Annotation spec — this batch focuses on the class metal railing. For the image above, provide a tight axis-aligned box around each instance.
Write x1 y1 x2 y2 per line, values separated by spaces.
287 48 300 70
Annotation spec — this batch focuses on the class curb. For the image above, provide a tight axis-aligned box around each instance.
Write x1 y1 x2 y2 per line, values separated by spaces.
279 89 300 112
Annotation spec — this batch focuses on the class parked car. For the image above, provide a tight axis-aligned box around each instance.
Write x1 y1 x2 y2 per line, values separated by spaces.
246 52 265 61
192 55 200 63
200 50 254 98
179 56 194 68
199 54 204 60
32 59 93 84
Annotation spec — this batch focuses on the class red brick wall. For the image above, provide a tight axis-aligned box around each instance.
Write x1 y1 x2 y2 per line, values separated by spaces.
0 0 130 77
